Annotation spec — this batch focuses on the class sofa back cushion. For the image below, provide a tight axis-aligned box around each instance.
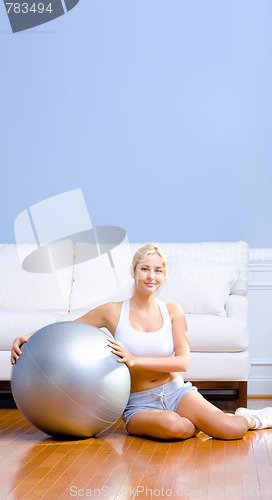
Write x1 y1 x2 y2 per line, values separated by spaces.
159 241 248 293
0 243 74 313
69 240 133 311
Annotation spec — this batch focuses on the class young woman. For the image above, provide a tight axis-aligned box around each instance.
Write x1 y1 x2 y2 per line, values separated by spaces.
11 243 272 440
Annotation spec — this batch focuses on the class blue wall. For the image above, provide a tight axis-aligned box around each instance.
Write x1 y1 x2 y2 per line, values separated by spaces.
1 0 272 246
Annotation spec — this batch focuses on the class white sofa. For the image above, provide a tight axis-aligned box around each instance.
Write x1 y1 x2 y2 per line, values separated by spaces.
0 240 250 406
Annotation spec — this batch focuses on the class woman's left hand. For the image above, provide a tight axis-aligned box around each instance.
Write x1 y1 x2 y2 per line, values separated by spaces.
107 338 135 368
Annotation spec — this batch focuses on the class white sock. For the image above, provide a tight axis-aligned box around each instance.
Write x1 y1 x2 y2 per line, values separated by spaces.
251 415 262 429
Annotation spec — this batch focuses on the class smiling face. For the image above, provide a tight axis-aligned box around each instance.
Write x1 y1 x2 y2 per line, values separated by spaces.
134 252 166 295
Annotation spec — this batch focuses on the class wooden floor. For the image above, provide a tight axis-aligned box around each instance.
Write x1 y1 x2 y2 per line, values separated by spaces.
0 397 272 500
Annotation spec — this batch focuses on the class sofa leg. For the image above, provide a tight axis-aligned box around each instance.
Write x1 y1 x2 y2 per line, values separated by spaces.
237 381 247 408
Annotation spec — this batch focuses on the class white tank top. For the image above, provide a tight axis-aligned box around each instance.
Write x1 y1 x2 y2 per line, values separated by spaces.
114 299 174 357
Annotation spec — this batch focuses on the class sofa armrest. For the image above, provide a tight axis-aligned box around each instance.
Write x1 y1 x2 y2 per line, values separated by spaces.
226 294 248 321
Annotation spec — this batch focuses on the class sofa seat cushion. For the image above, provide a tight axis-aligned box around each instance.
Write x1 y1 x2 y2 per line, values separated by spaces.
0 311 64 349
182 351 251 381
186 314 248 352
0 351 14 380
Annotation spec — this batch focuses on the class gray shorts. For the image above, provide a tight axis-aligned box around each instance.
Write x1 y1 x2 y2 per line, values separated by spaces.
122 376 198 427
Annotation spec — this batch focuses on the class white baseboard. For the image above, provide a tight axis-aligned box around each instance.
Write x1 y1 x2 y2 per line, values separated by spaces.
248 358 272 396
248 380 272 396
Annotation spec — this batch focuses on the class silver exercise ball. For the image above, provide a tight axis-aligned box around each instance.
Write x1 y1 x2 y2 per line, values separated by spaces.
11 322 131 438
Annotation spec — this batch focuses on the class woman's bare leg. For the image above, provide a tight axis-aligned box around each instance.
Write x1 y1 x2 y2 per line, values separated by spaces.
176 391 254 440
126 409 198 440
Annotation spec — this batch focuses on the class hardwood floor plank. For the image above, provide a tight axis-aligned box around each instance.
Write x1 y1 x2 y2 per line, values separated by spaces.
205 439 225 498
252 430 272 498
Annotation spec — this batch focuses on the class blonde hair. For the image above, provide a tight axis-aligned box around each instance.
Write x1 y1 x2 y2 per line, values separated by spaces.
131 243 168 279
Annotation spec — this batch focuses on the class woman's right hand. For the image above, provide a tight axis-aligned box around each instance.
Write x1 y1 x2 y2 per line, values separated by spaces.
10 335 31 365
